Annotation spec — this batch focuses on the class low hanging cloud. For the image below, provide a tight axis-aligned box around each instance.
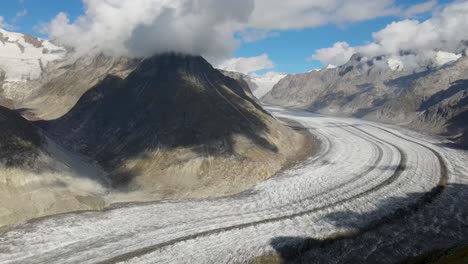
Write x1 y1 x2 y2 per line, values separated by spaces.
44 0 434 61
47 0 255 61
312 1 468 67
311 42 357 66
217 54 274 74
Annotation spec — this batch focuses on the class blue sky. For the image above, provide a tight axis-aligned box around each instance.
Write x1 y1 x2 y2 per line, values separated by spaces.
0 0 455 73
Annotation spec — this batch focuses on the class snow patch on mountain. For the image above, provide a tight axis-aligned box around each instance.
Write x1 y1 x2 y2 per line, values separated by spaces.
0 29 67 99
387 57 404 71
251 72 287 99
435 51 462 66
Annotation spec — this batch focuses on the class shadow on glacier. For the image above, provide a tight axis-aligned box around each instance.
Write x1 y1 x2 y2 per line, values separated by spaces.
269 183 468 264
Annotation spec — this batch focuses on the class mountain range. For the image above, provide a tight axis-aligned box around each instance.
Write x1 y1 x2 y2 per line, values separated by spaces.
0 29 308 226
263 52 468 147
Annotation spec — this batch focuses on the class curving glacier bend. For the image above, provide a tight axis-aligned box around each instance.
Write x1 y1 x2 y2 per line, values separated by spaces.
0 107 467 264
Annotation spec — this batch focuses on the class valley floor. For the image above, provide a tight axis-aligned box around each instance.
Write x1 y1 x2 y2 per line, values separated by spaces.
0 107 467 264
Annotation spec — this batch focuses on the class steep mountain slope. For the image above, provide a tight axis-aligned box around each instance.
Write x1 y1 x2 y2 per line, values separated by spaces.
39 54 307 200
221 70 258 94
20 55 139 120
0 106 108 227
264 54 468 144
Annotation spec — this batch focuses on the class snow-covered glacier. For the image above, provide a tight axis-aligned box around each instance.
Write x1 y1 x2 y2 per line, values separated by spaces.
0 107 466 264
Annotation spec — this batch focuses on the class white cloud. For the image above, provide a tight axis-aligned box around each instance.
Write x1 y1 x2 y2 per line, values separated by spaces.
46 0 255 61
312 1 468 68
43 0 434 61
360 1 468 56
217 54 274 75
12 9 28 24
238 29 279 43
0 16 13 30
311 42 356 66
404 0 438 17
249 0 399 30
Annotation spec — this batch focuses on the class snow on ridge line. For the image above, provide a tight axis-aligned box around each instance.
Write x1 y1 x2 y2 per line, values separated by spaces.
0 29 67 82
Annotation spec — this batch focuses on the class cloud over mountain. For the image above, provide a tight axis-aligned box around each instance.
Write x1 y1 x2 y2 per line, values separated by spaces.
311 42 357 66
312 1 468 67
46 0 254 61
217 54 274 74
44 0 427 61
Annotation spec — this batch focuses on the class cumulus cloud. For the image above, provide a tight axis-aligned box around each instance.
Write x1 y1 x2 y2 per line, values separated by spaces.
217 54 274 74
248 0 399 30
46 0 254 61
44 0 433 61
311 42 357 66
363 1 468 56
312 1 468 67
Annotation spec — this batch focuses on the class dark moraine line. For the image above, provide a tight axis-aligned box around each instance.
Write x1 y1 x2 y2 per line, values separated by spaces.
99 123 417 264
367 124 448 186
282 124 449 263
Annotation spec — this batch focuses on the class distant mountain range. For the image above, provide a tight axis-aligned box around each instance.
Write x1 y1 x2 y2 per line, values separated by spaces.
263 52 468 147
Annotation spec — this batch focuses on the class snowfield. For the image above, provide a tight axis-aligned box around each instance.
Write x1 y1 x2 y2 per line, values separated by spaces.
0 29 66 100
0 107 467 264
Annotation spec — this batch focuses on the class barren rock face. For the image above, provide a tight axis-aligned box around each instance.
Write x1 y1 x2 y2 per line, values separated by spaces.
0 106 109 227
264 54 468 141
0 106 41 166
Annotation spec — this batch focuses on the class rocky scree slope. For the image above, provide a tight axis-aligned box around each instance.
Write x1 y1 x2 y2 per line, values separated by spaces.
0 106 108 227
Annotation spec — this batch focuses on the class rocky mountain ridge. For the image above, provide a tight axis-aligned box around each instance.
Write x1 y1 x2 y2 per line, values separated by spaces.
263 52 468 146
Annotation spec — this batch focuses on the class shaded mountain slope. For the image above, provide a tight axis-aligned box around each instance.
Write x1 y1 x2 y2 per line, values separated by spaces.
39 54 307 199
221 70 258 97
0 105 41 166
0 106 108 227
17 55 139 120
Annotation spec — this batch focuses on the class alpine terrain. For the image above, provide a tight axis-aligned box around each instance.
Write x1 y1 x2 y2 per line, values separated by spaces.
0 29 308 226
1 1 468 263
263 51 468 147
